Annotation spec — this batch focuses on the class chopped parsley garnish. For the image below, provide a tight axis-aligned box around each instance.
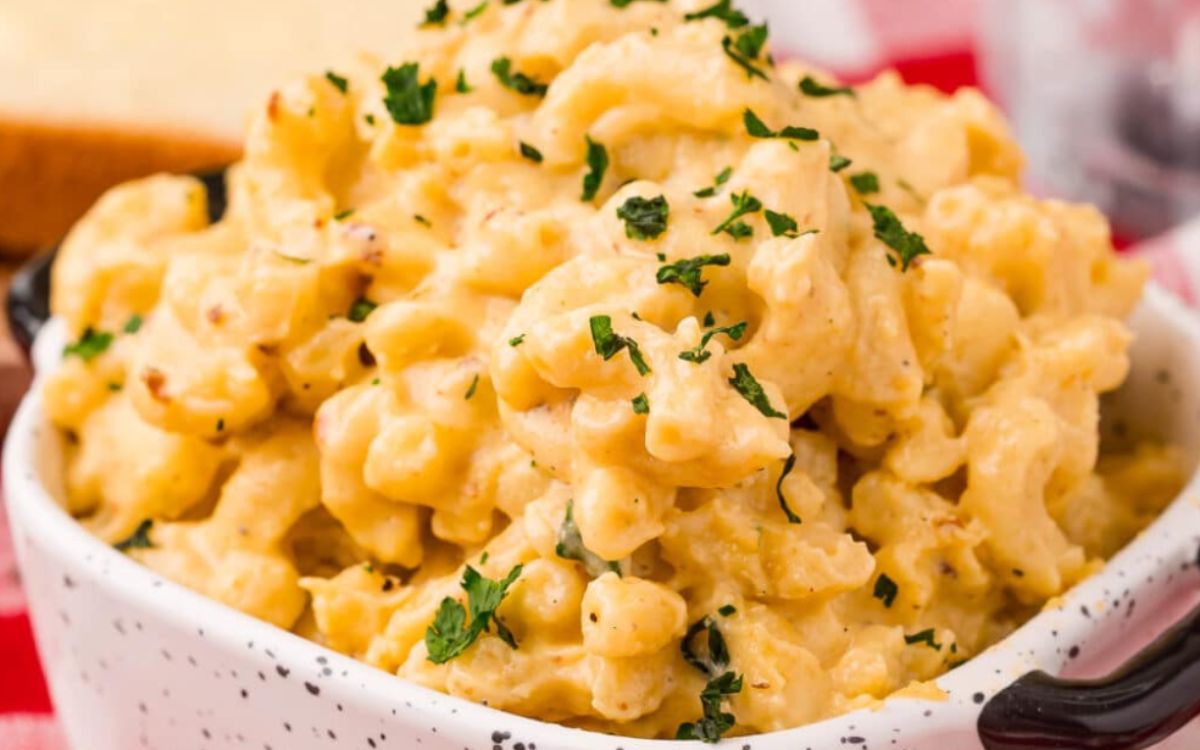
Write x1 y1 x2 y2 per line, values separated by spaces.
684 0 750 29
873 573 899 608
333 208 354 221
728 363 786 419
114 519 154 552
581 136 609 201
616 195 669 240
464 374 479 400
589 315 651 376
679 321 746 364
414 214 432 227
866 203 931 271
849 171 880 195
107 382 122 392
381 63 437 125
764 209 800 237
347 297 378 323
656 254 731 296
631 393 650 414
676 672 743 743
830 153 853 172
455 69 473 93
798 75 855 98
462 1 488 21
421 0 450 25
325 70 349 93
703 311 716 327
365 113 376 125
776 453 802 523
711 190 762 238
63 328 113 362
425 564 523 664
508 334 526 347
678 615 742 743
717 604 737 617
273 251 311 264
743 108 819 141
123 314 143 334
519 141 543 163
905 628 942 650
556 499 621 577
490 57 548 97
721 29 769 81
693 166 733 198
611 0 667 5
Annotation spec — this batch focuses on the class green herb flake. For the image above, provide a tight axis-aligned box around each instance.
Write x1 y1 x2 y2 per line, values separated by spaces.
413 214 432 227
325 70 349 93
425 564 523 664
479 551 489 564
829 153 853 172
519 141 543 163
764 209 801 238
693 166 733 198
775 453 802 523
381 63 437 125
455 69 473 93
728 363 786 419
905 628 942 650
123 314 143 334
63 328 113 362
684 0 750 29
421 0 450 25
106 382 123 392
462 1 488 21
721 33 769 81
556 499 622 577
678 615 742 743
114 519 154 552
371 377 382 386
616 195 669 240
581 136 609 201
873 573 899 608
742 108 818 141
611 0 667 5
798 74 855 98
365 113 376 125
347 297 378 323
464 374 480 400
717 604 737 617
866 203 931 271
703 311 716 327
679 321 746 364
632 393 650 415
731 22 768 60
491 57 548 97
589 315 651 376
711 190 762 238
333 208 354 221
656 254 731 297
849 171 880 195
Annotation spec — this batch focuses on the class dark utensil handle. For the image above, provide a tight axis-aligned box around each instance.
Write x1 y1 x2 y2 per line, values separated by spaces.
3 169 229 360
979 599 1200 749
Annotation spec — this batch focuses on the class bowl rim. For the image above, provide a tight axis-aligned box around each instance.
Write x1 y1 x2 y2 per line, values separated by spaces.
5 283 1200 748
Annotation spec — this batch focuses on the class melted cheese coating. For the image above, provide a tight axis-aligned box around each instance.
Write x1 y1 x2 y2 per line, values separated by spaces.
44 0 1184 739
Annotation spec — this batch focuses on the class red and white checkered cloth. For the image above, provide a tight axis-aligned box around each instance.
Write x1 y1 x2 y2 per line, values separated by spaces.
3 1 1199 747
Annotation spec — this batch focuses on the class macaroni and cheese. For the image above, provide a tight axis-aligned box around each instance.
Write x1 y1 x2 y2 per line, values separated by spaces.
43 0 1184 740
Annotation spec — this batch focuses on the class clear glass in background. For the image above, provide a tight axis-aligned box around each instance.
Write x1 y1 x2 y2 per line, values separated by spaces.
978 0 1200 238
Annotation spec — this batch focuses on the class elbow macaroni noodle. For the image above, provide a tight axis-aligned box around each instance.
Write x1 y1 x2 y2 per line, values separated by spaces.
44 0 1185 739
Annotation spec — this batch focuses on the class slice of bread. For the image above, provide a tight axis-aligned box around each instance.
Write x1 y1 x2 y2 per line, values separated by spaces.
0 0 427 256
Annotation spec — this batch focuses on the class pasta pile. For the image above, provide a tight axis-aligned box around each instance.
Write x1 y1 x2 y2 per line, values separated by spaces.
44 0 1183 740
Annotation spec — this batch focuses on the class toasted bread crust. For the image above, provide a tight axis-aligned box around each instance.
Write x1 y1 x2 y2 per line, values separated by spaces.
0 118 238 257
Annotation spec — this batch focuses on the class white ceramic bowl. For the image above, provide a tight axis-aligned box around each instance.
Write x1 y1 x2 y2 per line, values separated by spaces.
6 284 1200 750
